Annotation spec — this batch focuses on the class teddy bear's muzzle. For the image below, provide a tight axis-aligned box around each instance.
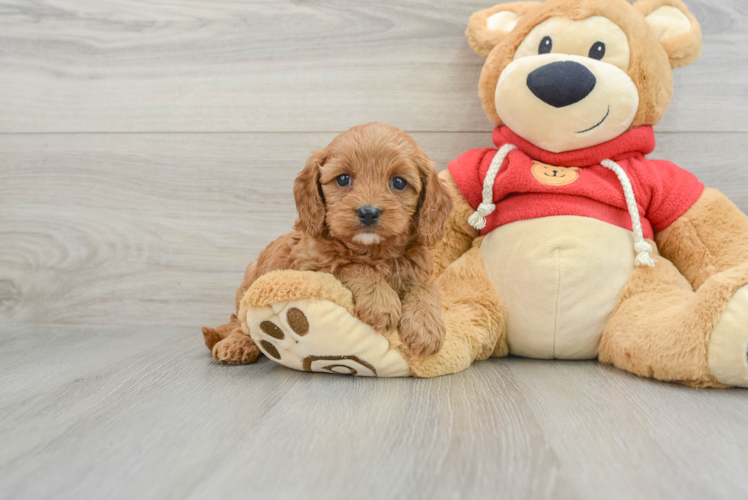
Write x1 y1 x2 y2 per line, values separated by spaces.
526 60 597 108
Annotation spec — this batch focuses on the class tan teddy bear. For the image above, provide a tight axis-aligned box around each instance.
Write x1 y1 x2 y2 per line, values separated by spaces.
208 0 748 388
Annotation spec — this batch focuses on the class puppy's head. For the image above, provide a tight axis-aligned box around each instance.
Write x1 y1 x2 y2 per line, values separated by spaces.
294 122 452 249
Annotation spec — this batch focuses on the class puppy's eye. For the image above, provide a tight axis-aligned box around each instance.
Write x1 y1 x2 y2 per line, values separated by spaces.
539 36 552 55
336 174 351 187
589 41 605 60
391 177 407 191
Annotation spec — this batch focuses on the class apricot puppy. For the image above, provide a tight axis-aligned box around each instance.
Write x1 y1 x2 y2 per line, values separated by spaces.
203 122 453 363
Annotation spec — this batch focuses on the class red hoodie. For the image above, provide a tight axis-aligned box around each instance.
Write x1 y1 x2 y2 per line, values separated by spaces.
448 126 704 239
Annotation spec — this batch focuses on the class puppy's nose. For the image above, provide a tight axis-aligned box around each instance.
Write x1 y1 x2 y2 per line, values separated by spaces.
527 61 596 108
356 206 381 227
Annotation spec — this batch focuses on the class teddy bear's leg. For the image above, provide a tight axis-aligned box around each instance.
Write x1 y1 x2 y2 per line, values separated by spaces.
406 242 509 377
238 244 507 378
656 188 748 289
599 255 748 388
239 270 412 377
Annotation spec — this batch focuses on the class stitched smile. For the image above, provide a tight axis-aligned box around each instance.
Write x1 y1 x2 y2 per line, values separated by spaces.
576 106 610 134
545 171 565 178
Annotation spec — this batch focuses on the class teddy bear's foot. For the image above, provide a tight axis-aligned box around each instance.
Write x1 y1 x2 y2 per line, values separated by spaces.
709 285 748 387
240 270 411 377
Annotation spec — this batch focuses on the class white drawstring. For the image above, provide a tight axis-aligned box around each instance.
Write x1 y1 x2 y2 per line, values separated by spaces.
467 148 656 267
600 159 656 267
468 144 516 230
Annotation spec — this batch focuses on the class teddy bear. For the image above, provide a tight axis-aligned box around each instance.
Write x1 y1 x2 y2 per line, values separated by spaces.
216 0 748 388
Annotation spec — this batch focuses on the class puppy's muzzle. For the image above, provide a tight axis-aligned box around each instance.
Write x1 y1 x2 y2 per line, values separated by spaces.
356 206 382 227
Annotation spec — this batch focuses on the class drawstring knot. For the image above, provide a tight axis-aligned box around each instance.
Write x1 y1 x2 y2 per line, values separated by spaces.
468 144 516 231
634 240 656 267
467 202 496 230
601 159 657 267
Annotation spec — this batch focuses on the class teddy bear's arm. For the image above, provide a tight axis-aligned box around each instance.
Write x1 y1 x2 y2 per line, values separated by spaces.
431 170 480 277
655 188 748 290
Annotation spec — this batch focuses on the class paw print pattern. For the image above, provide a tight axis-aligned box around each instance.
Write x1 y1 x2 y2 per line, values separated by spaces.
255 308 308 361
259 340 280 360
286 308 309 336
260 321 284 340
245 298 411 377
302 355 377 376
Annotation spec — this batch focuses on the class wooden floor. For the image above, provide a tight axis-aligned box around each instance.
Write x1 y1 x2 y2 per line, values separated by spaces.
1 1 747 498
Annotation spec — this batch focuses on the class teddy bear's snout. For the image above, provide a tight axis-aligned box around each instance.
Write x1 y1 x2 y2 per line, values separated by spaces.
526 61 597 108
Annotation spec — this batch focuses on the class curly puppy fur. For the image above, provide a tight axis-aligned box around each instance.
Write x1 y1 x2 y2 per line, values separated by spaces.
203 122 453 362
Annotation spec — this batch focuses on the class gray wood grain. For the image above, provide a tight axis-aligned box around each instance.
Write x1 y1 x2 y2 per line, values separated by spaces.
0 0 745 134
2 1 748 499
0 324 747 500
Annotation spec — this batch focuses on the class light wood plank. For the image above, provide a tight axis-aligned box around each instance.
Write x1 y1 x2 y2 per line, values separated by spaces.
2 132 747 327
0 324 746 500
0 0 745 133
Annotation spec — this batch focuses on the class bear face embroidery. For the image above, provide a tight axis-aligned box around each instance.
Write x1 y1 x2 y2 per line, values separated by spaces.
531 162 580 186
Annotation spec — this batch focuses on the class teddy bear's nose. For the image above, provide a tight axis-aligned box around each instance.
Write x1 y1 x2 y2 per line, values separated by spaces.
527 61 597 108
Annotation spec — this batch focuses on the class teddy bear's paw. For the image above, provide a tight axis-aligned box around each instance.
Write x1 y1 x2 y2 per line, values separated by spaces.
246 298 411 377
708 285 748 388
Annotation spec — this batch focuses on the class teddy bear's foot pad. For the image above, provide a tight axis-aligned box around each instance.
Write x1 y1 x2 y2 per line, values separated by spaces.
709 285 748 387
246 299 411 377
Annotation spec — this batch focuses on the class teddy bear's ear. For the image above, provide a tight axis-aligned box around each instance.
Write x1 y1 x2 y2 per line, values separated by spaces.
635 0 702 68
466 2 543 58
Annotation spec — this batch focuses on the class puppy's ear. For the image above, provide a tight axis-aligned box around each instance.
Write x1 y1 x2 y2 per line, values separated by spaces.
635 0 702 68
415 156 453 248
466 2 542 58
293 149 327 237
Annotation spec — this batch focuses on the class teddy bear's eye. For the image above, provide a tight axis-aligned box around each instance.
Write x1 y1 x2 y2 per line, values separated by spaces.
589 41 606 60
538 36 553 55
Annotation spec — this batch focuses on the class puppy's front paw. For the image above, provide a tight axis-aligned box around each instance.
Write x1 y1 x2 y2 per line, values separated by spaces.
398 306 446 357
212 333 261 365
355 303 401 332
353 288 402 332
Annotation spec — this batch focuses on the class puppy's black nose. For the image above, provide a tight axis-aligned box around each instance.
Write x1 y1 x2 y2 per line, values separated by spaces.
356 206 381 227
527 61 596 108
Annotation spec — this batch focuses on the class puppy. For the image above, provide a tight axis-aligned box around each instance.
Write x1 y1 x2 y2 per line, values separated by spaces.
203 122 453 364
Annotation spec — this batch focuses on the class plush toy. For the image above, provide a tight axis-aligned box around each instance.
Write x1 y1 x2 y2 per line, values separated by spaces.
225 0 748 387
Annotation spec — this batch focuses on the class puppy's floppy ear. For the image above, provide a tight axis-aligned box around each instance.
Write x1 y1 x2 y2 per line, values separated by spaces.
415 155 453 248
293 149 327 237
635 0 702 68
466 2 542 58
